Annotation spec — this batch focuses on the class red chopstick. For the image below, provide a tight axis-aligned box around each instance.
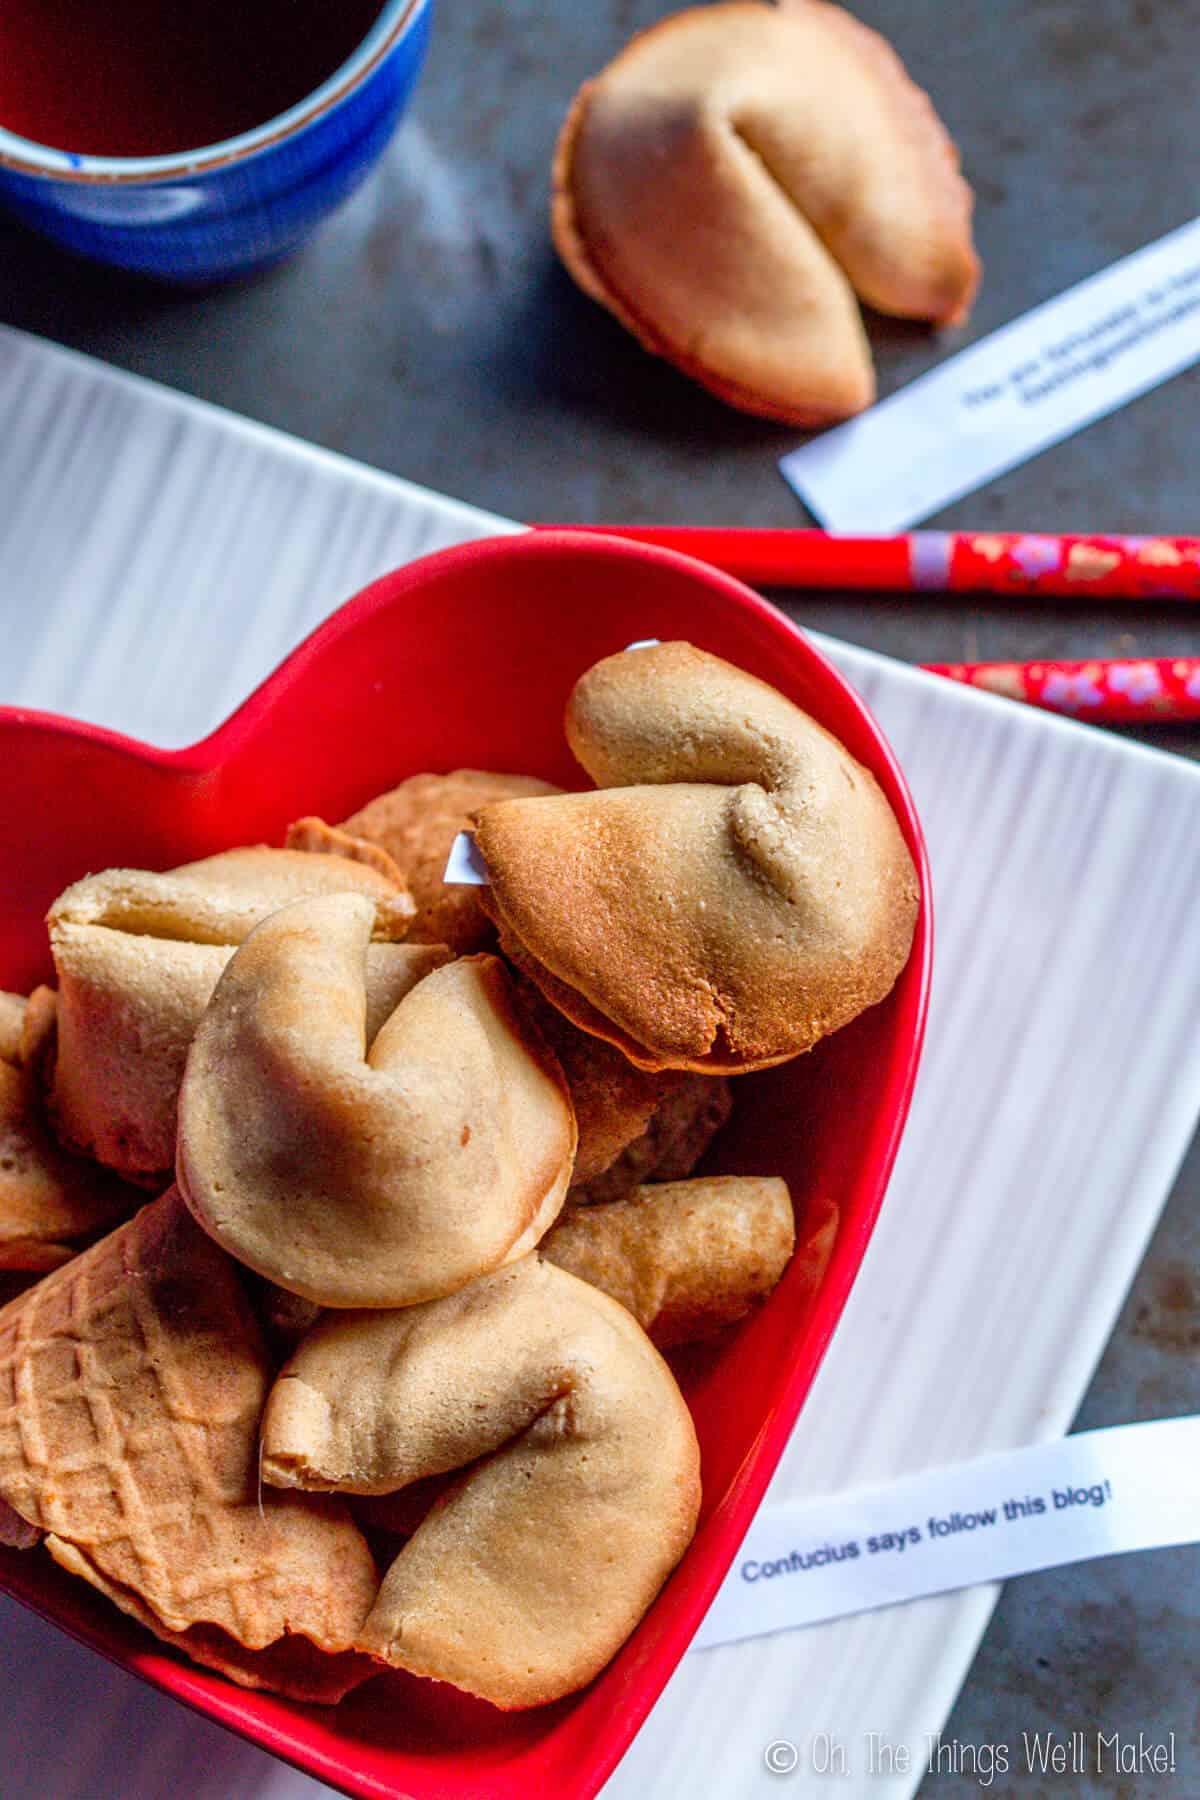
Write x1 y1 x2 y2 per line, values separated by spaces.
536 525 1200 723
925 657 1200 723
538 525 1200 601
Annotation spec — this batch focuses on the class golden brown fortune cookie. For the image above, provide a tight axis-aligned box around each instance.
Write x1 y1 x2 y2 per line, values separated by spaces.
249 1277 324 1357
0 1189 378 1701
568 1072 733 1205
0 994 25 1066
46 846 425 1181
0 1024 136 1271
177 893 577 1307
542 1174 804 1347
552 1 978 424
475 642 919 1073
333 768 561 954
509 968 694 1186
260 1254 700 1709
504 967 735 1199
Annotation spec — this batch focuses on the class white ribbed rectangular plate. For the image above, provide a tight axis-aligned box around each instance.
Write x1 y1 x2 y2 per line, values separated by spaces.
2 326 1199 1800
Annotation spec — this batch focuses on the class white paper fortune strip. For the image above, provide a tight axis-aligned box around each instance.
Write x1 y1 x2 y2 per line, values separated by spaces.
780 216 1200 533
443 831 489 885
696 1415 1200 1649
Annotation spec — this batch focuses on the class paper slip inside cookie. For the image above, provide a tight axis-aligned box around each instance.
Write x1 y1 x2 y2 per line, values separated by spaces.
441 641 659 891
444 832 489 885
695 1415 1200 1649
781 216 1200 533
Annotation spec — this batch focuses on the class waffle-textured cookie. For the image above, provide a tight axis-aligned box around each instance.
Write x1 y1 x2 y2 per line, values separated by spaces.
0 1190 378 1701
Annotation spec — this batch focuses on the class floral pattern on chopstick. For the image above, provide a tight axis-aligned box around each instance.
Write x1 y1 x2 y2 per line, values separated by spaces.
924 656 1199 722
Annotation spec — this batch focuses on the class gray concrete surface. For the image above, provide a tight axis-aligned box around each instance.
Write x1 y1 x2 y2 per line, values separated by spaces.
1 0 1197 1792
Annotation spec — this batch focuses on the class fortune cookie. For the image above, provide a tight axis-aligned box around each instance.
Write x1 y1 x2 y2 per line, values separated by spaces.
0 993 25 1066
553 0 978 423
50 844 414 946
284 816 409 885
332 769 561 954
47 847 426 1180
569 1073 732 1205
261 1254 700 1708
0 1065 134 1271
177 893 576 1307
542 1174 803 1346
476 642 919 1072
0 1190 378 1701
510 969 698 1186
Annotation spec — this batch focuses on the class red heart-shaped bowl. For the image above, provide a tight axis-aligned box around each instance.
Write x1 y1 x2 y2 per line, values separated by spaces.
0 530 930 1798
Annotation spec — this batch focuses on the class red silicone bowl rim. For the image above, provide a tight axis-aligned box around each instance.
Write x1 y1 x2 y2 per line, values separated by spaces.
0 529 932 1798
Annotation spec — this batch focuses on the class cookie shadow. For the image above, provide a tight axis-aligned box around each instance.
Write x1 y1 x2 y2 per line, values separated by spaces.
509 252 804 457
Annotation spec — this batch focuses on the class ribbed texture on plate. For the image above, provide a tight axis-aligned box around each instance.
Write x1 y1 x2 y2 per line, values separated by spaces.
1 326 1199 1800
0 328 517 746
615 654 1200 1800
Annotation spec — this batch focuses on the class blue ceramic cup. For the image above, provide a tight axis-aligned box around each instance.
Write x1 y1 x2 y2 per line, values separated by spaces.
0 0 432 283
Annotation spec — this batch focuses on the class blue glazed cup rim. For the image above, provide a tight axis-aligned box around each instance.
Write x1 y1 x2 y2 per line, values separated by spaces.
0 0 427 182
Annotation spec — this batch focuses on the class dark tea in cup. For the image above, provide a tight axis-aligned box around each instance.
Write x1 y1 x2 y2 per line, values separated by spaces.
0 0 388 158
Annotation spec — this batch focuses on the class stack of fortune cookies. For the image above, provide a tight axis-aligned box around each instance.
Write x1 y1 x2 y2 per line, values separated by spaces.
0 641 916 1709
